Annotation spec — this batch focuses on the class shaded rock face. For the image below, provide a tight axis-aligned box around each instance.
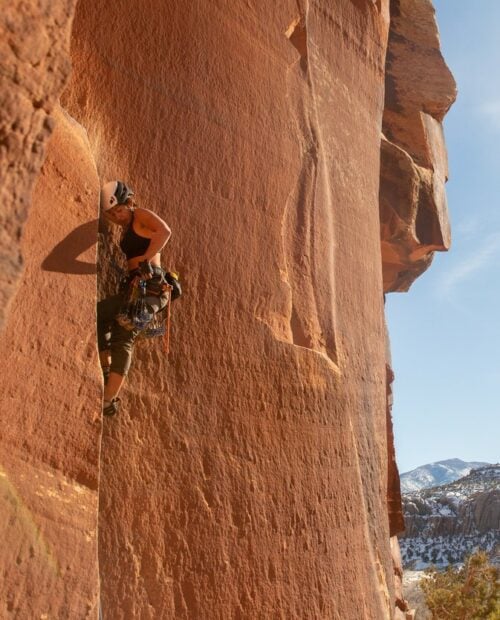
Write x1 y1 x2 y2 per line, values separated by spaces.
387 364 405 537
384 317 405 538
0 0 76 329
0 0 455 618
0 107 101 617
380 0 456 292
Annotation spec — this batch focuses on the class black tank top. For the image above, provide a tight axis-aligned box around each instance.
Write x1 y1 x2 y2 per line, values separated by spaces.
120 213 151 259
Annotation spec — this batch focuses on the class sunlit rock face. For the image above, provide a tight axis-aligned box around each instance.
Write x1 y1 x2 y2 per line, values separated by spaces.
63 2 396 617
0 0 455 618
380 0 457 292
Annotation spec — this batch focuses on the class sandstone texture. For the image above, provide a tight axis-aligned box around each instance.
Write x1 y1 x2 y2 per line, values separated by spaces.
0 0 76 329
63 2 396 617
391 536 415 619
380 0 456 292
0 0 455 618
386 364 405 537
0 107 101 617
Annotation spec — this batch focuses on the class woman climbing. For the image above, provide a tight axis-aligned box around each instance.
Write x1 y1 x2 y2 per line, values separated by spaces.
98 180 171 416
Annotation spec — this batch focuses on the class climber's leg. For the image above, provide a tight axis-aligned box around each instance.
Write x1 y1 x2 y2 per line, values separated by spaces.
102 321 138 416
97 295 124 384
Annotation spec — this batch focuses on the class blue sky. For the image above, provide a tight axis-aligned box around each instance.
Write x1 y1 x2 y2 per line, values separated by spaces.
386 1 500 473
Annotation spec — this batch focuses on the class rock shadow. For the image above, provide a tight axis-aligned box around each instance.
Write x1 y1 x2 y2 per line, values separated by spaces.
42 219 98 275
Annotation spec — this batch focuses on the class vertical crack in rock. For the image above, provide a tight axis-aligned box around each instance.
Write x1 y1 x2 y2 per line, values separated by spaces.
2 0 458 617
385 358 404 537
285 15 308 70
1 2 104 616
0 102 102 616
283 7 338 366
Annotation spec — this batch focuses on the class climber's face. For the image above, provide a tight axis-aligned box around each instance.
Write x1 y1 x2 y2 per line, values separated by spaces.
105 204 132 226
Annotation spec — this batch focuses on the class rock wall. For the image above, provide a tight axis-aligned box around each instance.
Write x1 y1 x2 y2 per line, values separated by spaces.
404 490 500 539
0 107 101 617
0 0 76 329
380 0 456 292
381 0 456 584
0 1 455 618
62 2 396 617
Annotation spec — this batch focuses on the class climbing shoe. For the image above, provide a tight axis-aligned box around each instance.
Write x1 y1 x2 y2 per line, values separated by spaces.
103 398 120 417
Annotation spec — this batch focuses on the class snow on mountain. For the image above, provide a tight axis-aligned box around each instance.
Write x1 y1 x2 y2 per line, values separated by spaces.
399 465 500 569
400 458 490 493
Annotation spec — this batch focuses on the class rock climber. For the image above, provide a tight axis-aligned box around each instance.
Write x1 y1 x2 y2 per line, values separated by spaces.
98 180 171 416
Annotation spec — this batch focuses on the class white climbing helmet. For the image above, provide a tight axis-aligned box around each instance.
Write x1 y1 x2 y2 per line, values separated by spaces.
100 180 134 211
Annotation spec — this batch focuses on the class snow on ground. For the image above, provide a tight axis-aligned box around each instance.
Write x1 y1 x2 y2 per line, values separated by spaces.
400 465 500 569
401 532 498 569
400 459 490 493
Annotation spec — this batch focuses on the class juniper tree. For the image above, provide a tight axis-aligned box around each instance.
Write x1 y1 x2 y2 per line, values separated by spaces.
421 551 499 620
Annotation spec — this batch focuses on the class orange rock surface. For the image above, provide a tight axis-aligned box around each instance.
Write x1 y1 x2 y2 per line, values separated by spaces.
380 0 456 292
0 0 76 329
0 1 454 618
0 107 101 617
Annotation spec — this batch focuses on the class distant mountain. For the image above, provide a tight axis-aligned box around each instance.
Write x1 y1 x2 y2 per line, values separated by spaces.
399 464 500 569
400 458 490 493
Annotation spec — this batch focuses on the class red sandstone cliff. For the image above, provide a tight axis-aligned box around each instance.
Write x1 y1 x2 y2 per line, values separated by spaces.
1 1 455 618
0 105 101 616
380 0 456 292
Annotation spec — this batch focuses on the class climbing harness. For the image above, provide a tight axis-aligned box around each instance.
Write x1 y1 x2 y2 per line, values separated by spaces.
107 256 181 354
116 278 157 331
116 268 181 355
